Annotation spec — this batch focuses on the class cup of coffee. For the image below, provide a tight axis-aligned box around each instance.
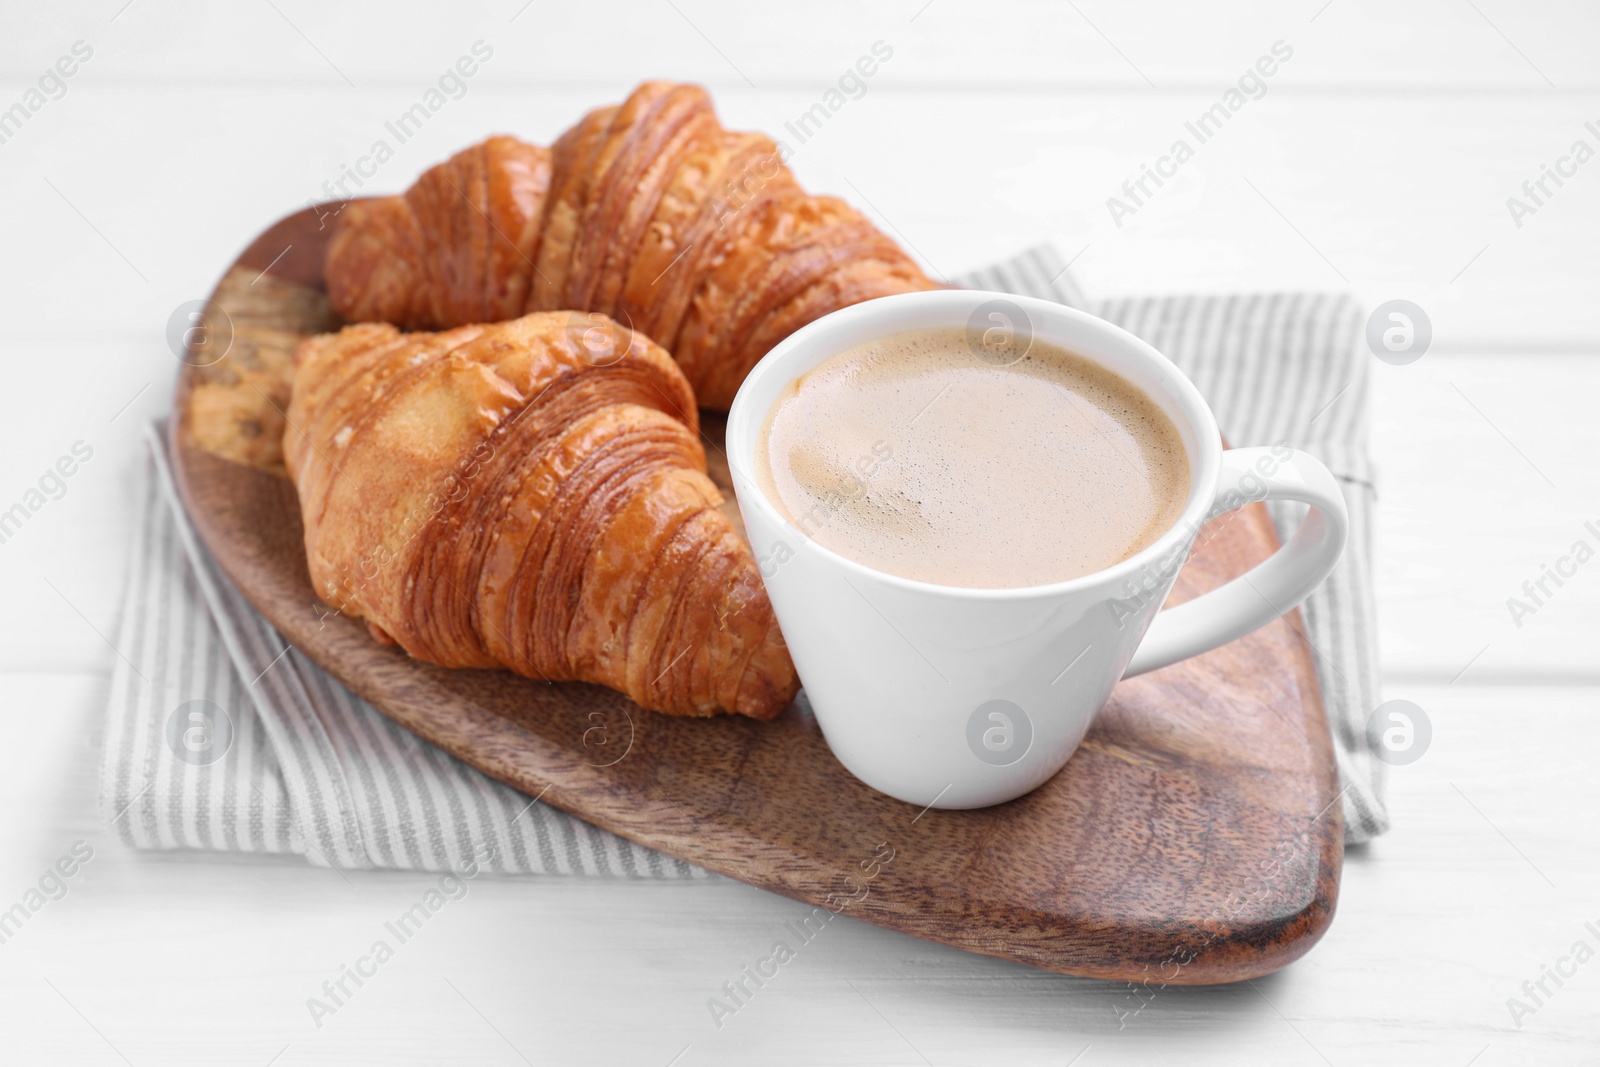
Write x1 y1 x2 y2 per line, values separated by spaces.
726 290 1347 809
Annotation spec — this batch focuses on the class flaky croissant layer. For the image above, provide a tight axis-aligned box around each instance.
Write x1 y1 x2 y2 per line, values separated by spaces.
325 81 940 410
284 311 799 719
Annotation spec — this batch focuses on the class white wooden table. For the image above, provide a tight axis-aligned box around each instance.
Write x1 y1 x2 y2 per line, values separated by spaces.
2 1 1597 1062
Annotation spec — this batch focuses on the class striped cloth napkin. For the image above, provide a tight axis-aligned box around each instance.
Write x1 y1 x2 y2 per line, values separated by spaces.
99 247 1388 876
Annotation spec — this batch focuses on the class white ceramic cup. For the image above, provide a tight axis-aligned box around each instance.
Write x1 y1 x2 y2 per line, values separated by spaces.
726 290 1348 809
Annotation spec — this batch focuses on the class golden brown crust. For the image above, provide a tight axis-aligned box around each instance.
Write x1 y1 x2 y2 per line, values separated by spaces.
325 197 426 328
284 312 798 720
325 136 550 331
530 105 617 315
324 82 938 410
566 82 718 318
620 130 795 353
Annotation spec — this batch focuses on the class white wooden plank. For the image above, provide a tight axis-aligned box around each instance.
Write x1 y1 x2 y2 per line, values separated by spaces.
1372 352 1600 681
2 1 1597 1058
5 0 1597 91
2 86 1598 351
2 673 1595 1063
0 338 162 675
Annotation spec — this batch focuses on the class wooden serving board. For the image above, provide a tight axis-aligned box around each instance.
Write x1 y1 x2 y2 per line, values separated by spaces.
171 206 1342 985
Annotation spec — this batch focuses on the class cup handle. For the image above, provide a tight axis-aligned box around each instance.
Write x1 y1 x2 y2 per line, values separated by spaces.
1123 446 1349 678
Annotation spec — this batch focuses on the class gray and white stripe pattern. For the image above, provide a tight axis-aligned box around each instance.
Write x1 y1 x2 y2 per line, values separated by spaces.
1094 288 1386 843
101 424 704 877
98 246 1386 873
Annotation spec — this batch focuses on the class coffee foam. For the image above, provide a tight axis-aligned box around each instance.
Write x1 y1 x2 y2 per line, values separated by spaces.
755 327 1190 589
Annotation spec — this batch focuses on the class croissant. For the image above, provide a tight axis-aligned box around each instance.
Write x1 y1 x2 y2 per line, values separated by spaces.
283 311 799 720
325 81 939 410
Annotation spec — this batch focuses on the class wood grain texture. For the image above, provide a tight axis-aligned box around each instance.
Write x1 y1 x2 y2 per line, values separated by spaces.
169 205 1342 985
